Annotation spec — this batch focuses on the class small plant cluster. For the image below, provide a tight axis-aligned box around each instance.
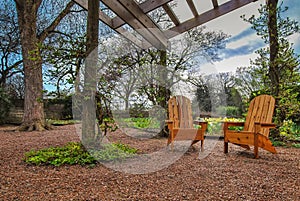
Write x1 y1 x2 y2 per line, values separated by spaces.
89 142 137 161
198 117 244 135
279 120 300 141
271 120 300 148
46 119 80 126
122 117 160 129
24 142 138 166
99 118 118 133
0 87 11 124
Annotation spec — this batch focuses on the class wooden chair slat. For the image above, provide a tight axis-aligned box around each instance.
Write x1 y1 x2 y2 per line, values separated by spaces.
223 94 276 158
166 95 207 151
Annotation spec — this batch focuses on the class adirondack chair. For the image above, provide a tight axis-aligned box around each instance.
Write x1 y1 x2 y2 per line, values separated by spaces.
166 95 208 151
223 95 277 158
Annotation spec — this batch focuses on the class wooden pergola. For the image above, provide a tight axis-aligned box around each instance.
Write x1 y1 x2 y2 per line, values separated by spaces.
74 0 260 49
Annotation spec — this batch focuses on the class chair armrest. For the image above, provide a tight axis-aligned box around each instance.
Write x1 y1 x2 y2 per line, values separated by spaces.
193 120 208 126
223 122 245 128
165 120 173 125
254 122 276 128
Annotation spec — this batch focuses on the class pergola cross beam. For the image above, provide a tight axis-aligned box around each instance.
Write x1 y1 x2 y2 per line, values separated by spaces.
73 0 261 49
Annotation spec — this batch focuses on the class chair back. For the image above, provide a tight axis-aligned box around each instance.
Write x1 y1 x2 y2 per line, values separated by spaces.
168 96 193 129
244 95 275 137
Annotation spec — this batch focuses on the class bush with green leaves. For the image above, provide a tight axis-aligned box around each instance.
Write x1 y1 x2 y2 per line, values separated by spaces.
122 117 160 129
200 117 244 135
215 106 242 117
89 142 137 161
24 142 138 166
292 143 300 148
0 87 11 124
279 120 300 141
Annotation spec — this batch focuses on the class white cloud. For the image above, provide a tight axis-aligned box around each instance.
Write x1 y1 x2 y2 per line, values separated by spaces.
199 53 257 74
226 32 258 49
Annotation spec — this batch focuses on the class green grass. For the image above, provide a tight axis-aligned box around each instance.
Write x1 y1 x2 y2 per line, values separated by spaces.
47 119 80 126
292 143 300 148
271 140 287 147
120 117 161 129
202 117 244 135
24 142 138 166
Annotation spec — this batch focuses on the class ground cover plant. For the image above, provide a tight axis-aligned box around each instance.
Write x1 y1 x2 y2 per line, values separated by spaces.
24 141 138 166
120 117 161 129
46 119 80 126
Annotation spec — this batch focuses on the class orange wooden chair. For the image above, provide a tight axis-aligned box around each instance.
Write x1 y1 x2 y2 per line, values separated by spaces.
223 95 277 158
166 95 208 151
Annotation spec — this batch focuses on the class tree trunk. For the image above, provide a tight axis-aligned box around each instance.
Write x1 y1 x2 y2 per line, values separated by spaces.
14 0 74 131
158 49 170 137
15 0 48 131
267 0 282 137
81 0 99 146
267 0 279 97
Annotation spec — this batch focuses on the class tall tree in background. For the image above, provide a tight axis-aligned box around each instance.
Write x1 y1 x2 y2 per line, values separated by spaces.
14 0 74 131
267 0 280 96
242 0 300 134
0 1 22 88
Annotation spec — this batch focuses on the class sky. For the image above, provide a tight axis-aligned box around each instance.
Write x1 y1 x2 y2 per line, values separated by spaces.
173 0 300 73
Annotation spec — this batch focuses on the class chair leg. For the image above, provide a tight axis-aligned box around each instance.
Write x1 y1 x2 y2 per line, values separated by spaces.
200 140 204 152
254 127 259 159
224 142 228 153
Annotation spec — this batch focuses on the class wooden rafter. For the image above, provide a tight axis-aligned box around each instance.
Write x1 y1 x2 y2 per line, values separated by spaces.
186 0 198 17
162 4 180 26
212 0 219 8
102 0 168 49
73 0 151 48
165 0 258 39
112 0 173 29
73 0 261 49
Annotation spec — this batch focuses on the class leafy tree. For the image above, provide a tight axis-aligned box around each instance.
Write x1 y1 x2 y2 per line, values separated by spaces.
192 76 212 113
0 87 12 124
242 1 300 136
0 1 22 88
191 72 243 117
14 0 75 131
114 26 229 109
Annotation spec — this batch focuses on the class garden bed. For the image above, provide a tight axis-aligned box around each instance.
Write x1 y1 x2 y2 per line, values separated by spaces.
0 124 299 200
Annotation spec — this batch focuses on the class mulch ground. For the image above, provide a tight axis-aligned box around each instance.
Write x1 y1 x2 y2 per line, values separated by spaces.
0 124 299 200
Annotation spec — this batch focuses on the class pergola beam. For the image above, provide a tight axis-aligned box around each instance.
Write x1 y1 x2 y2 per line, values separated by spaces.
112 0 173 29
166 0 257 39
75 0 260 49
212 0 219 8
186 0 198 17
73 0 151 49
163 4 180 26
102 0 168 49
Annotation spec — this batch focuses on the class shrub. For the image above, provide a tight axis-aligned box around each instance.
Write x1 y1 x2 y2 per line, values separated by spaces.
122 117 160 129
0 87 11 124
279 120 300 141
271 140 286 147
24 142 138 166
292 143 300 148
215 106 242 117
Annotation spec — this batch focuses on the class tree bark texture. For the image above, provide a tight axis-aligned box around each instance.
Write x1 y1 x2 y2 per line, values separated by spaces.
81 0 99 146
14 0 74 131
15 0 46 131
267 0 279 96
158 49 170 137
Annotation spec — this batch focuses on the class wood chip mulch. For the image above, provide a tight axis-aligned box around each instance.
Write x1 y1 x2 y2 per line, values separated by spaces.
0 124 299 200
